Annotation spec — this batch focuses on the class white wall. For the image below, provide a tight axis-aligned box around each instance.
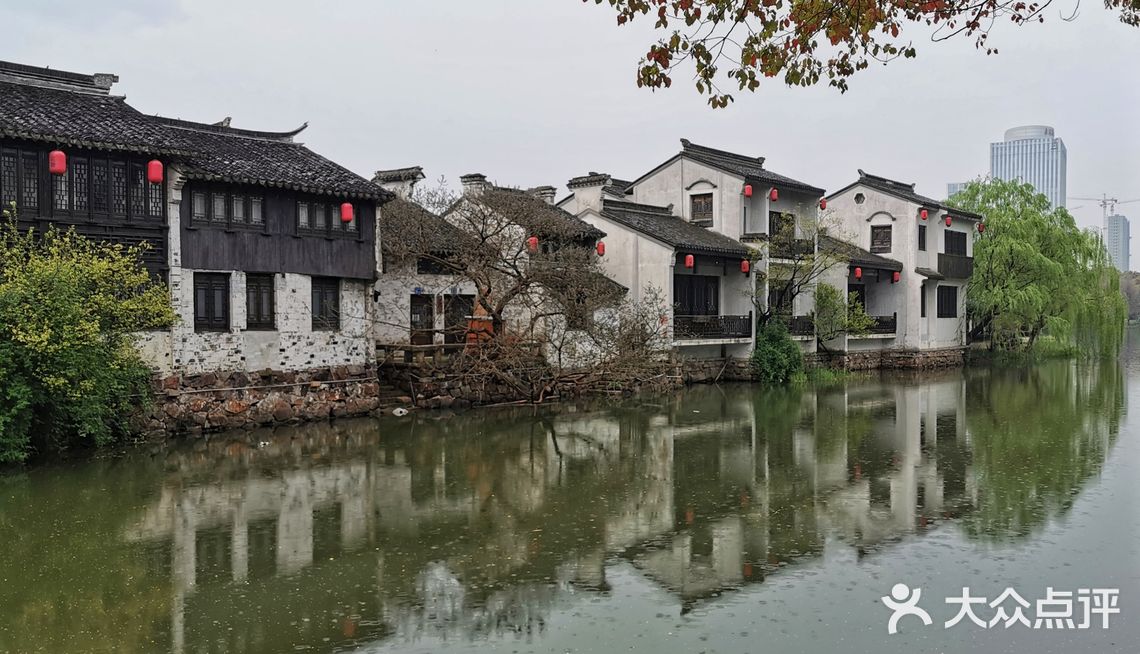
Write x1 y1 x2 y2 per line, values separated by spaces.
167 270 374 375
826 183 976 351
373 259 476 345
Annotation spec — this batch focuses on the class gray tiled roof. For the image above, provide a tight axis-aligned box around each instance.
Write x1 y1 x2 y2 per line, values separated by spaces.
156 117 388 200
819 235 903 271
600 199 751 256
0 77 184 155
378 197 470 254
679 139 825 195
835 170 984 221
0 60 387 200
478 186 605 240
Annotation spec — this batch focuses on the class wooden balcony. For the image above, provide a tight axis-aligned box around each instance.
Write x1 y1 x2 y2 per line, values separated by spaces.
674 314 752 340
769 238 815 259
937 253 974 279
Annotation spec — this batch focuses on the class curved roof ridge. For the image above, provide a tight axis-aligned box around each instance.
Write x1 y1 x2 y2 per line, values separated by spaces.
154 115 308 143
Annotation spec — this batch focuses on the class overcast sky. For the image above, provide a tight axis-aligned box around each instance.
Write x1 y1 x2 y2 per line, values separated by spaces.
3 1 1138 253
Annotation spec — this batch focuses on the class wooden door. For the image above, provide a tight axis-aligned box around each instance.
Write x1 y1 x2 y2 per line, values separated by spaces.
409 295 434 345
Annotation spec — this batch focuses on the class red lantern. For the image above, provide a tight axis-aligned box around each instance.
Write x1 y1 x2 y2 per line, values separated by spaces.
978 223 985 233
769 188 779 201
596 241 606 256
819 198 827 210
892 271 901 284
48 150 66 176
684 254 694 269
854 266 862 280
527 236 539 253
740 259 750 274
147 159 164 185
920 208 928 220
945 215 952 227
743 184 753 198
340 202 354 223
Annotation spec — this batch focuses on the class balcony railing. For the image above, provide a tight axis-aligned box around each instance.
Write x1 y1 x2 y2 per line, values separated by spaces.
869 313 898 335
779 314 815 336
769 238 815 259
938 253 974 278
674 314 752 340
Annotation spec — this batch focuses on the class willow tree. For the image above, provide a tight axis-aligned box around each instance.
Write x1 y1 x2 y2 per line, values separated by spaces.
585 0 1140 107
949 178 1125 356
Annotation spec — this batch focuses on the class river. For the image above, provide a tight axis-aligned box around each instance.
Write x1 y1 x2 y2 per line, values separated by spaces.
2 344 1138 653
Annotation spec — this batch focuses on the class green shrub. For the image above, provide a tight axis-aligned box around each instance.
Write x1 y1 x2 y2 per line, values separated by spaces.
0 213 174 462
751 321 803 385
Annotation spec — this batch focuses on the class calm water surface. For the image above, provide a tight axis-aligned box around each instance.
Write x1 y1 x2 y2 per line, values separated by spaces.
3 344 1139 653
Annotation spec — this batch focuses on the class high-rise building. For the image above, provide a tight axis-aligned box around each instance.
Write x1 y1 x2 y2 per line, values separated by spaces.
990 125 1067 208
1105 214 1130 271
946 182 970 199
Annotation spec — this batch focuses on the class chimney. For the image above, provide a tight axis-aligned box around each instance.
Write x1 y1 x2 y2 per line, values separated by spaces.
530 185 557 205
372 166 426 200
566 172 612 212
92 73 118 91
460 173 489 196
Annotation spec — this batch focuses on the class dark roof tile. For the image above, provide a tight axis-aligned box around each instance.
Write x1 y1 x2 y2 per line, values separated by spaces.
819 235 903 271
475 186 604 240
600 199 750 256
156 117 387 200
0 60 386 200
834 170 984 220
679 139 825 195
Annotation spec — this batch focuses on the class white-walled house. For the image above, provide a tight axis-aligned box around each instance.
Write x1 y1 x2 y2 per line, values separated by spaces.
824 171 983 362
559 173 756 361
372 167 478 348
608 139 829 353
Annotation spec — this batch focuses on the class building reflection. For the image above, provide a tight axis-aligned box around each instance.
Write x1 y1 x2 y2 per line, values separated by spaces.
124 362 1121 652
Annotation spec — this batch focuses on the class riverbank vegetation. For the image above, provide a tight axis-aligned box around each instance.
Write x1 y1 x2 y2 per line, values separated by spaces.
950 179 1126 358
0 212 174 462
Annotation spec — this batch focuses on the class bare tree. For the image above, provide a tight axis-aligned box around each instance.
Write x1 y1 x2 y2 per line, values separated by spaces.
379 179 673 403
754 210 851 326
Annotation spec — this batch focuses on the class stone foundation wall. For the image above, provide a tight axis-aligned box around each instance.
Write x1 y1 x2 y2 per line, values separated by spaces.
380 361 683 408
807 347 965 371
677 358 753 384
135 365 385 436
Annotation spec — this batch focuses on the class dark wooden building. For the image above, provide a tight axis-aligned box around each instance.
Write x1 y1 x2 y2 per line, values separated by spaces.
0 60 391 375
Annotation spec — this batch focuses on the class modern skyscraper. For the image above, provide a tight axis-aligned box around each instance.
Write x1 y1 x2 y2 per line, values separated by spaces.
1105 214 1130 271
990 125 1067 208
946 182 970 199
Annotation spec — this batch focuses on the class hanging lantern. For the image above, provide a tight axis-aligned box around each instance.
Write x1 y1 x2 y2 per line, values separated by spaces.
819 198 827 210
920 208 928 220
769 188 779 201
527 236 539 253
48 150 66 176
596 241 606 256
743 184 753 198
978 222 985 233
340 202 354 223
684 254 695 269
945 215 952 227
147 159 164 185
854 266 863 280
892 271 901 284
740 259 750 274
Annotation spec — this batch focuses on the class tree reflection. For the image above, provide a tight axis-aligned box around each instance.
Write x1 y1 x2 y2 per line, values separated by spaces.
961 361 1122 540
0 360 1124 653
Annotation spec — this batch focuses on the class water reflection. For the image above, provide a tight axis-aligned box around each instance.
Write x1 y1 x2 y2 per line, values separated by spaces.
0 361 1123 653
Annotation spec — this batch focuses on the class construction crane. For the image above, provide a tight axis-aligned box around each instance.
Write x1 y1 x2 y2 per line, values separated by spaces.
1068 194 1140 221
